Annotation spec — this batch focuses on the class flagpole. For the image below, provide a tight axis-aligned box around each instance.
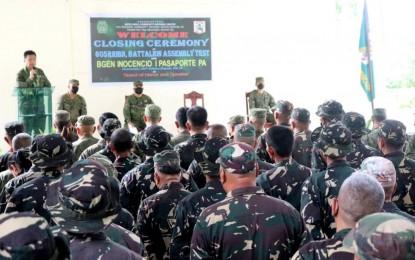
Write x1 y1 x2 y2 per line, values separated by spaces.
364 0 375 111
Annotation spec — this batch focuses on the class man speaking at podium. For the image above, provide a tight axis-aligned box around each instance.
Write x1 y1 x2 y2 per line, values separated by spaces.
16 50 51 135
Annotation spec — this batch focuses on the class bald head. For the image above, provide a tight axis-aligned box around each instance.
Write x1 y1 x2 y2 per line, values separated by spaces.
12 133 32 151
338 172 384 226
207 124 227 139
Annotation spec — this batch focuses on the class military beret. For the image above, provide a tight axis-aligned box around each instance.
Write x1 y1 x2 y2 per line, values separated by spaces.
372 108 386 117
228 115 245 126
234 123 255 138
361 156 396 188
273 100 294 115
145 104 161 119
250 108 267 119
54 110 70 122
0 212 70 259
376 119 406 145
133 80 143 87
291 108 310 123
153 150 181 173
341 112 370 136
316 99 344 120
76 115 95 126
315 123 352 157
29 133 74 169
100 118 121 138
352 213 415 259
200 137 229 176
4 121 24 136
138 125 172 156
216 142 257 174
48 159 121 234
68 79 79 84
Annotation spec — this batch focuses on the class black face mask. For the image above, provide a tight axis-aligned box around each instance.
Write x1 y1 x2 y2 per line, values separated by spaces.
71 87 79 94
257 83 264 89
134 88 143 94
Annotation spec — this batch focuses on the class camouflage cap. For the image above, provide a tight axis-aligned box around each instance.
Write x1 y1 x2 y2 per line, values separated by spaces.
137 125 172 156
315 123 352 157
88 153 118 179
352 213 415 259
273 100 294 115
216 142 257 174
54 110 70 123
228 115 245 126
361 156 396 188
250 108 267 119
133 80 143 87
201 137 229 176
342 112 370 136
153 150 181 174
234 123 255 138
291 108 310 123
255 77 264 82
68 79 79 84
145 104 161 119
372 108 386 117
100 118 121 138
29 133 74 169
0 212 70 260
76 115 95 126
4 121 25 137
376 119 407 145
316 99 344 120
48 159 121 234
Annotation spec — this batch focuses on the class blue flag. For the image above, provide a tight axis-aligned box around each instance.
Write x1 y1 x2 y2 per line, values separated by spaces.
359 0 375 102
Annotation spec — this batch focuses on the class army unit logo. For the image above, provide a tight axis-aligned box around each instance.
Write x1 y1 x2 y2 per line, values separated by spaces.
194 21 206 34
97 21 108 34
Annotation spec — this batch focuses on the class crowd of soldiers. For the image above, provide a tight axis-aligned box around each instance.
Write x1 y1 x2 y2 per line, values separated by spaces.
0 97 415 260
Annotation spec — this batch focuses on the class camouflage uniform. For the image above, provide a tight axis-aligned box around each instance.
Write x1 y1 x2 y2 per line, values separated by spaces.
300 123 355 240
291 108 313 168
248 89 276 123
16 67 51 135
71 115 99 160
171 137 228 259
136 150 191 259
405 134 415 160
170 130 191 147
378 119 415 214
174 133 207 170
311 100 345 173
79 138 106 160
123 94 154 131
120 125 197 219
256 133 274 163
47 159 143 259
113 154 141 181
57 94 87 125
91 118 122 163
190 142 312 259
257 158 312 211
362 108 386 151
342 112 382 169
349 213 415 259
292 228 353 260
0 212 70 259
5 134 73 223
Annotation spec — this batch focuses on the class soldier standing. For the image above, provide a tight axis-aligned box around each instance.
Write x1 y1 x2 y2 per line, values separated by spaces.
16 50 51 135
171 137 228 259
56 79 87 125
362 108 386 151
123 80 154 132
248 77 276 124
137 150 191 259
290 108 313 168
301 123 355 240
190 142 311 259
256 125 312 211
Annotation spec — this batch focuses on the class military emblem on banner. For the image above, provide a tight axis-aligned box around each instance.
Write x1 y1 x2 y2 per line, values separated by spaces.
194 21 206 34
97 20 108 34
